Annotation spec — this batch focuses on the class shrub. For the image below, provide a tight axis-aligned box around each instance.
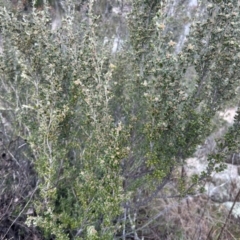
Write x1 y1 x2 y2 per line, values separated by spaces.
0 0 240 239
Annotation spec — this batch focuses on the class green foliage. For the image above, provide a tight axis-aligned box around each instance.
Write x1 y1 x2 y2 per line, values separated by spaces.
122 0 240 193
0 1 125 239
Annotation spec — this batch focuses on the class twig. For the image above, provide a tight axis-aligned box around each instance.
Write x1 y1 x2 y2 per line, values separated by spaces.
1 181 39 240
119 197 190 239
217 188 240 240
206 226 214 240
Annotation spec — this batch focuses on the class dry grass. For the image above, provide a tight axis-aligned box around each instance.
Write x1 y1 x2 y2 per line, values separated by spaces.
133 193 240 240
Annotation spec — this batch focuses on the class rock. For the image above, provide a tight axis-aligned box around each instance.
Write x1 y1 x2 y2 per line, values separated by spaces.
184 107 240 208
209 182 235 203
218 107 237 125
211 164 239 186
185 157 207 176
225 153 240 165
222 201 240 218
186 156 240 203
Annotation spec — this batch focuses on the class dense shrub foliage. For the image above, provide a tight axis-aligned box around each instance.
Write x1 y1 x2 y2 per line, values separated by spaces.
0 0 240 239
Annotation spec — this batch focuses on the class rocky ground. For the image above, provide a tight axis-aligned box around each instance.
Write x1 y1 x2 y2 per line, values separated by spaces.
185 107 240 218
